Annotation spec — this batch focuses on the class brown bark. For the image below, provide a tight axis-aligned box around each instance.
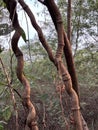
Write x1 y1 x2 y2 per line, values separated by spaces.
12 32 38 130
18 0 84 129
3 0 89 129
38 0 79 97
3 0 38 130
63 32 79 97
18 0 55 64
38 1 89 129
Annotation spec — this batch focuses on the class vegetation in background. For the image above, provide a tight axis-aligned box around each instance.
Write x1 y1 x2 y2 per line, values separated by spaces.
0 0 98 130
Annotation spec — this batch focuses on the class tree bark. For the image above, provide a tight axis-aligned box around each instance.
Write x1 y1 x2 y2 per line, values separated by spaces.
39 0 79 97
3 0 39 130
18 0 83 129
3 0 89 129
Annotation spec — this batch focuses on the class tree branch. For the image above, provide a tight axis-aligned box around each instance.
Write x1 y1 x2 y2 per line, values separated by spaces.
3 0 38 130
18 0 83 129
39 0 79 97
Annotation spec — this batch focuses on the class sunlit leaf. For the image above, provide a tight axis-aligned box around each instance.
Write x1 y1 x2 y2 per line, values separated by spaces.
21 28 26 42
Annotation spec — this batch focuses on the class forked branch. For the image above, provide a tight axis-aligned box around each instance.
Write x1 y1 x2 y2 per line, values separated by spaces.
39 0 79 96
3 0 89 129
18 0 83 129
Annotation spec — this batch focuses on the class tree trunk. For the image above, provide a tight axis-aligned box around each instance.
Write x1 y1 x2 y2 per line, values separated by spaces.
3 0 89 129
20 0 83 129
3 0 39 130
39 0 79 98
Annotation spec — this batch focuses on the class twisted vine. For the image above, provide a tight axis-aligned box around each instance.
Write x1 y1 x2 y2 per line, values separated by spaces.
3 0 89 129
39 0 79 96
3 0 38 130
17 0 83 129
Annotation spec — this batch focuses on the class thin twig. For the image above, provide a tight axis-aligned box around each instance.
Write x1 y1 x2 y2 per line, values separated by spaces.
0 57 19 130
42 102 46 129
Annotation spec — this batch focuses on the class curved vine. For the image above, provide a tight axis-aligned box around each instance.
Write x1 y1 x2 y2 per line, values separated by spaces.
3 0 38 130
3 0 89 129
18 0 83 129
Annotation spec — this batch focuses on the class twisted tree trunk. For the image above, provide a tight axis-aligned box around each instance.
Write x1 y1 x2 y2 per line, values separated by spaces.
18 0 83 129
3 0 38 130
39 0 79 97
3 0 89 129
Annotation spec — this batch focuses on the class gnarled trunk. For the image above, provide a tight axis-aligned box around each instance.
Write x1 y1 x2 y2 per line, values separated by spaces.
3 0 89 129
3 0 38 130
39 0 79 97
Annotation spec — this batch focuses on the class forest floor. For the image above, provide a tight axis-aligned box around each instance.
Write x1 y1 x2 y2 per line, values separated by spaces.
5 84 98 130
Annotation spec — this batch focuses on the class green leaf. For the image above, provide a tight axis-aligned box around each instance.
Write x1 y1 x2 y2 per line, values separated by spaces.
2 106 11 121
0 1 6 7
21 28 26 42
0 124 4 130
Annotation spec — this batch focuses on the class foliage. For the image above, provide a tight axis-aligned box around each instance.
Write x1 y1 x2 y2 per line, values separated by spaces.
0 0 98 129
0 51 19 129
0 24 13 36
75 47 98 86
57 0 98 55
0 1 5 7
0 1 11 36
0 124 4 130
57 0 68 30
